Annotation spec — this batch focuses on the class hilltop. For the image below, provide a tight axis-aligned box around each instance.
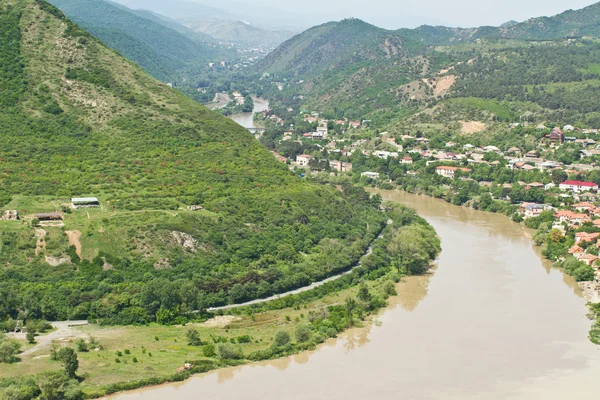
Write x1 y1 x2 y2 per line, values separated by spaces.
0 0 385 324
258 2 600 123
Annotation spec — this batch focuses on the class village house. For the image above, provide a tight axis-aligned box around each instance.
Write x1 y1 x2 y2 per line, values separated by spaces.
575 232 600 244
435 166 471 179
272 153 288 163
572 202 595 213
330 161 353 173
547 128 565 144
579 254 599 267
296 154 313 167
568 245 585 259
316 125 328 138
361 171 380 179
311 131 325 140
401 156 413 164
519 203 546 219
525 150 538 158
559 180 599 193
577 192 597 202
374 151 399 160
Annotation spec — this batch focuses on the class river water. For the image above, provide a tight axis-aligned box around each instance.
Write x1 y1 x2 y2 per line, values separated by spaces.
228 97 269 129
109 190 600 400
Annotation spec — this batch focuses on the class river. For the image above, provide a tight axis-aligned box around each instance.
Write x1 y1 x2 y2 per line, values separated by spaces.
228 97 269 129
108 190 600 400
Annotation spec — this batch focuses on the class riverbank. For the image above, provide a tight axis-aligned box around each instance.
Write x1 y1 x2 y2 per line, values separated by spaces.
107 188 600 400
0 203 440 399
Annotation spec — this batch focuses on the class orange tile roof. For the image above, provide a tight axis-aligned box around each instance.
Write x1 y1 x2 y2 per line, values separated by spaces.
569 245 584 254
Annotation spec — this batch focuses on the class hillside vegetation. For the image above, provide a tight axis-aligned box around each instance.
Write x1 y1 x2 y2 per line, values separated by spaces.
259 3 600 125
48 0 229 82
0 0 385 324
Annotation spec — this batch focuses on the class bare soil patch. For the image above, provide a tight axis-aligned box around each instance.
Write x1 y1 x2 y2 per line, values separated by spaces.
66 230 82 258
459 120 487 134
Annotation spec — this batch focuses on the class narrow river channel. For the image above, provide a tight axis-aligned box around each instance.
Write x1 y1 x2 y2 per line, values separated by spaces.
228 97 269 129
109 190 600 400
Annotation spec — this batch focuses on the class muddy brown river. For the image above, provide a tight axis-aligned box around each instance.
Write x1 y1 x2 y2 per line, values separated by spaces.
109 190 600 400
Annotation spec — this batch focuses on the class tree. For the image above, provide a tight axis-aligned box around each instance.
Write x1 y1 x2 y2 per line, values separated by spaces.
58 347 79 379
552 169 568 185
0 340 21 363
294 325 312 343
186 327 202 346
357 283 372 303
273 331 291 347
387 226 434 275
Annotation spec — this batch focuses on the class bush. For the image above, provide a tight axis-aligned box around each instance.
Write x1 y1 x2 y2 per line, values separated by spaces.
0 340 21 363
186 328 202 346
216 343 244 360
294 325 312 343
75 339 88 352
383 280 397 296
273 331 291 347
202 344 216 358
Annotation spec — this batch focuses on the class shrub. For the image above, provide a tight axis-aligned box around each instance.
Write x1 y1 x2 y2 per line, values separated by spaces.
216 343 244 360
294 325 312 343
202 344 216 358
273 331 291 347
0 340 21 363
187 327 202 346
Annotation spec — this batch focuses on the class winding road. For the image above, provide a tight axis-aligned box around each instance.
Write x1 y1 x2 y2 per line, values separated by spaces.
207 220 392 312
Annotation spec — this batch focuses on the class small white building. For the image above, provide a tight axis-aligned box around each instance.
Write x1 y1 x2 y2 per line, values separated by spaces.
296 154 313 167
361 172 380 179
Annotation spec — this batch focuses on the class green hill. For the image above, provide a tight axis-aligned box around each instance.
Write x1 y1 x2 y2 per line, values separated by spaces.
259 3 600 122
48 0 229 82
0 0 385 323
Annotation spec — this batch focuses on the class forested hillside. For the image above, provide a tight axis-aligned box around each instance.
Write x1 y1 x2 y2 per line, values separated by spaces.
259 2 600 124
48 0 229 82
0 0 385 324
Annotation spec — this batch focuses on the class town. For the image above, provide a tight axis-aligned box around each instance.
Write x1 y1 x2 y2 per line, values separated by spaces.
253 110 600 301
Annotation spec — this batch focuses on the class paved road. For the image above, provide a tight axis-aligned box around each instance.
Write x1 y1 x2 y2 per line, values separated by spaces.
207 220 391 312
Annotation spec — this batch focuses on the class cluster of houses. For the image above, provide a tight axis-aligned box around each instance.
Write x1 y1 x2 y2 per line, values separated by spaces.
1 198 100 225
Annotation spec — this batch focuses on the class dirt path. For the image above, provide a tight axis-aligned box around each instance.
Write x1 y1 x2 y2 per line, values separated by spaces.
66 230 82 258
11 321 89 357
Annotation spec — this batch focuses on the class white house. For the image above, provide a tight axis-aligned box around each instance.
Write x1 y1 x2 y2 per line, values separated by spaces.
559 180 598 193
435 166 471 179
296 154 313 167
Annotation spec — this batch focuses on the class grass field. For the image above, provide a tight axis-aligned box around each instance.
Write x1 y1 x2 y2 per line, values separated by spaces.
0 274 383 396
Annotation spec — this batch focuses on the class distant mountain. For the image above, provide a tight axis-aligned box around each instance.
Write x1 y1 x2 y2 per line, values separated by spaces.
259 3 600 121
109 0 236 20
260 19 404 77
178 18 294 46
106 3 217 44
49 0 230 82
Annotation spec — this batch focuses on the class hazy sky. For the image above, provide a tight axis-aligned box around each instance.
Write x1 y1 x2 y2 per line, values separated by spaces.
193 0 597 29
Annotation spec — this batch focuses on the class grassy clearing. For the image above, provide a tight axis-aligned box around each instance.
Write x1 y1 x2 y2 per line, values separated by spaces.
0 275 386 396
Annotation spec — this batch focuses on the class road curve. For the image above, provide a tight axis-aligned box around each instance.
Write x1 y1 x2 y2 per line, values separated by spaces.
207 220 391 312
